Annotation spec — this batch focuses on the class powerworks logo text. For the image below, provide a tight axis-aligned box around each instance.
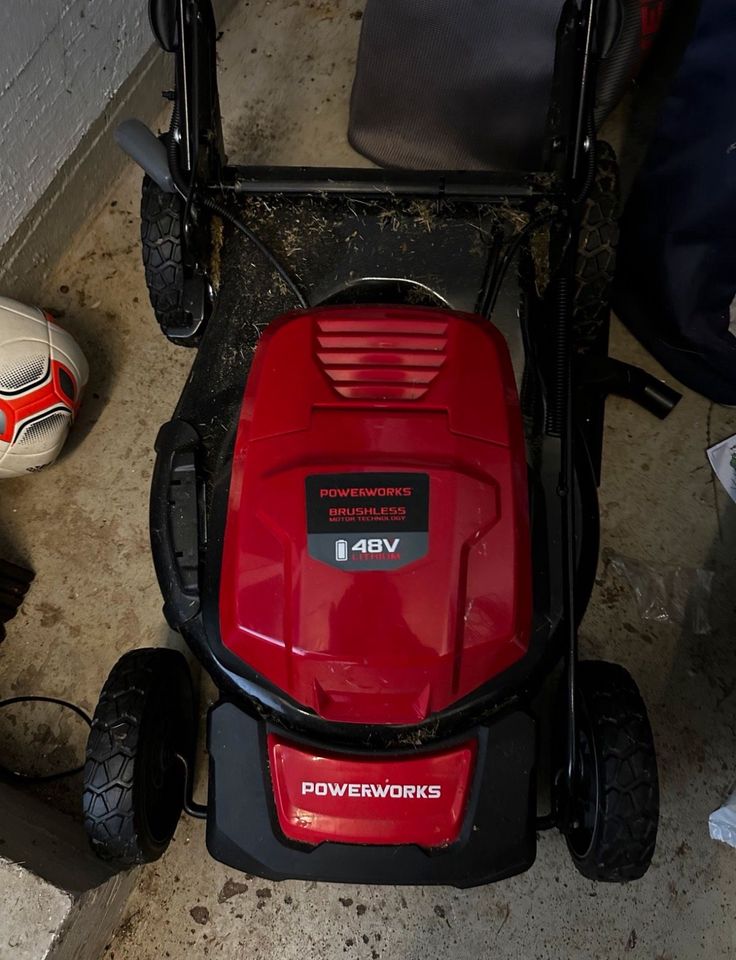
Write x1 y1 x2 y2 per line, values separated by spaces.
302 781 442 799
306 472 430 571
320 485 413 499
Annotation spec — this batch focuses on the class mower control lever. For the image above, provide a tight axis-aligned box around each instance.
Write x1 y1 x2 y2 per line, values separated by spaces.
115 120 176 194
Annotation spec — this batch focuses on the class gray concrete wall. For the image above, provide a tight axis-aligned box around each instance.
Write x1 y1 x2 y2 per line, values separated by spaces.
0 0 237 307
0 1 152 250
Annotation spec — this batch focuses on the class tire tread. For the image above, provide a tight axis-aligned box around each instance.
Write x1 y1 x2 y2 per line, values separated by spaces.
574 142 620 353
140 175 186 343
571 660 659 882
83 649 190 867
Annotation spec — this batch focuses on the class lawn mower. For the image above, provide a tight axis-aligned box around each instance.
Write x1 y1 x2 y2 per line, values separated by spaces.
82 0 680 886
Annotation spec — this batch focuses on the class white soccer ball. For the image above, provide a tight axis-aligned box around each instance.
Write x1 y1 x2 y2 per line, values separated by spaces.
0 296 89 478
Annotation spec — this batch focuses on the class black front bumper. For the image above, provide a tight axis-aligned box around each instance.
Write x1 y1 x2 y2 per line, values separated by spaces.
206 701 537 888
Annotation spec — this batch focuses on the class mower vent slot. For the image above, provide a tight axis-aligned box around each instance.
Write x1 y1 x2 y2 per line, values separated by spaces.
318 318 448 336
316 316 448 400
167 451 200 596
317 335 446 351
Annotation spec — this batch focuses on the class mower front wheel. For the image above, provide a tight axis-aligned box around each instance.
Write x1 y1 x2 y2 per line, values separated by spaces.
561 660 659 882
83 648 195 868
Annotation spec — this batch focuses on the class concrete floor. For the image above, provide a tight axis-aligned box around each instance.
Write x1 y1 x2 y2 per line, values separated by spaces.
1 0 735 957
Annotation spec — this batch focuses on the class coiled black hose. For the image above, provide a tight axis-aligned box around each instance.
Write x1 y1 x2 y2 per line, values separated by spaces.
573 113 597 206
546 272 572 437
167 102 184 186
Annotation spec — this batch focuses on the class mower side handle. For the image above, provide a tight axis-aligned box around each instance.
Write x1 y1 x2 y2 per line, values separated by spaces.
151 419 204 628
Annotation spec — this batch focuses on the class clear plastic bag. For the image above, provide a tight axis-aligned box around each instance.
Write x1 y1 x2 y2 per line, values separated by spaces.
606 552 714 635
710 791 736 848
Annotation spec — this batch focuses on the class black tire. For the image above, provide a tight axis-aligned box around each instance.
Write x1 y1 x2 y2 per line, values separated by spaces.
83 648 195 867
140 174 193 346
561 660 659 882
574 141 620 354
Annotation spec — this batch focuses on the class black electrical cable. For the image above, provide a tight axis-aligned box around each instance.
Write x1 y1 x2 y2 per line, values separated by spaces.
167 102 309 309
201 195 309 309
476 210 557 319
0 695 92 784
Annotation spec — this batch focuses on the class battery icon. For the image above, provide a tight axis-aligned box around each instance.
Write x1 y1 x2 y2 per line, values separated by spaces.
335 539 349 562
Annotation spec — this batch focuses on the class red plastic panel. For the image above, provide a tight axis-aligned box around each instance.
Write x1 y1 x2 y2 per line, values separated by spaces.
220 305 532 725
316 313 448 400
268 734 477 847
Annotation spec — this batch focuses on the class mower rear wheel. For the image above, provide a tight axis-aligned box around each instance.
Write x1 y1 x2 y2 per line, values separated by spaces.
140 174 191 343
562 660 659 882
574 141 620 354
83 648 195 867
